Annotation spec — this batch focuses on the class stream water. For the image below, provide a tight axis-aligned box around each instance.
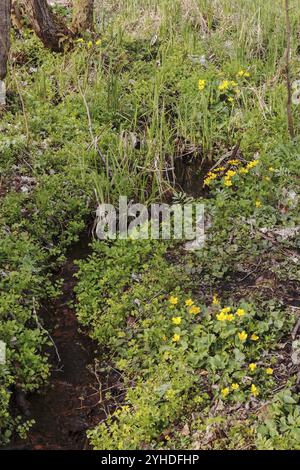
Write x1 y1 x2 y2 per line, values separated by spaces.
6 236 110 450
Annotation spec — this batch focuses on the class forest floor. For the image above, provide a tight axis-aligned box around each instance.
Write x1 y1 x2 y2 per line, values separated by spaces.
1 0 300 451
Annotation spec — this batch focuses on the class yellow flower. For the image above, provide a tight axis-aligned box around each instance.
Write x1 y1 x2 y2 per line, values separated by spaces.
219 80 230 92
251 384 259 397
250 333 259 341
172 333 180 342
231 383 240 391
221 387 230 398
217 307 232 321
216 311 227 322
249 363 257 372
264 176 271 182
198 79 206 91
228 96 234 103
224 179 233 187
238 331 248 342
255 201 262 208
165 435 170 441
239 167 249 175
76 38 84 44
95 39 101 46
204 171 218 186
268 167 275 172
237 70 250 78
266 368 274 375
185 299 194 307
219 80 238 92
226 170 237 178
220 307 231 314
87 40 93 49
162 335 167 341
189 306 201 315
236 308 245 317
228 159 241 166
172 316 182 325
169 296 178 305
246 160 259 170
212 294 220 305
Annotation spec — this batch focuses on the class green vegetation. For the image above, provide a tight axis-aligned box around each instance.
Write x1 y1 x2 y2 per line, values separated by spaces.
1 0 300 449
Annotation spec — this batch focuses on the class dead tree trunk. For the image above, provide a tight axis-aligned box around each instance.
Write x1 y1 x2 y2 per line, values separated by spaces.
0 0 12 80
11 1 25 30
72 0 94 34
19 0 73 52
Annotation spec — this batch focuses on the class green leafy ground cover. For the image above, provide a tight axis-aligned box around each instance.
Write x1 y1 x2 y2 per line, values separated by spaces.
1 0 300 449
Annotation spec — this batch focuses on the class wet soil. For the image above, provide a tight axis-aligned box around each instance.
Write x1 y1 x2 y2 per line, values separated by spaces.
6 235 111 450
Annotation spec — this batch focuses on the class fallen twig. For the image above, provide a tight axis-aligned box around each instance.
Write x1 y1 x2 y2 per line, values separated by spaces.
32 297 61 364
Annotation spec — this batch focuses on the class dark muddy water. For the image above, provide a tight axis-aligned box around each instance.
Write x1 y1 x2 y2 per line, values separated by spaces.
5 235 111 450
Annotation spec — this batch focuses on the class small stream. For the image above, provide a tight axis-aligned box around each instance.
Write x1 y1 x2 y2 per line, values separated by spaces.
7 235 111 450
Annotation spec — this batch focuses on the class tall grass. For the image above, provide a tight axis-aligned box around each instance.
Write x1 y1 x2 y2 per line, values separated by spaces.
8 0 300 205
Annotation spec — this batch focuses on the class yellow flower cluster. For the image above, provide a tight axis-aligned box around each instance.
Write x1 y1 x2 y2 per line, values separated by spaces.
168 297 201 345
246 159 259 170
224 169 237 187
221 383 240 398
249 363 274 375
203 171 218 187
203 165 227 187
204 159 244 187
216 307 232 322
224 159 259 187
221 383 259 399
76 38 101 48
218 80 238 92
216 307 247 322
228 159 241 166
189 306 201 315
238 330 261 343
204 158 259 188
237 69 250 78
198 79 206 91
169 296 200 312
